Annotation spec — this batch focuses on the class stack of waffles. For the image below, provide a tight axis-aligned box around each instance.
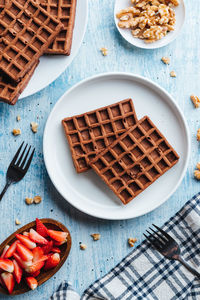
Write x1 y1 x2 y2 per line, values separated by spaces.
62 99 180 205
0 0 76 105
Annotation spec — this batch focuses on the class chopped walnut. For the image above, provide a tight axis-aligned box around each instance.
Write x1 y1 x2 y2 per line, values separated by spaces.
31 122 38 133
25 197 33 205
91 234 101 241
170 71 176 77
190 95 200 108
194 170 200 180
197 129 200 141
100 48 108 56
117 0 177 43
16 115 21 122
15 218 21 225
196 162 200 171
80 243 87 250
12 129 21 136
33 196 42 204
161 56 170 64
128 237 137 247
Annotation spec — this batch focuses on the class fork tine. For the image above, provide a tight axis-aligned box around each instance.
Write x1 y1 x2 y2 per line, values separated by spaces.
15 143 28 166
152 224 172 240
23 148 35 171
149 227 167 244
20 146 31 169
10 141 24 165
143 233 163 251
146 229 164 246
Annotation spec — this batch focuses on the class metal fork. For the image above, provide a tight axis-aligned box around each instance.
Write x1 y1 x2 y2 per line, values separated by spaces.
144 224 200 279
0 142 35 201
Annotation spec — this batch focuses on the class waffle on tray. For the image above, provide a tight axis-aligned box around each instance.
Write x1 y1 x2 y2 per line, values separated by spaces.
62 99 138 173
40 0 77 55
89 116 179 204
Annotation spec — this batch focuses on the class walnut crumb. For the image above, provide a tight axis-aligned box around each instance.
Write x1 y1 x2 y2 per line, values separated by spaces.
12 129 21 136
15 218 21 225
128 237 137 247
161 57 170 65
16 115 21 122
31 122 38 133
196 162 200 171
194 170 200 180
91 233 101 241
33 196 42 204
190 95 200 108
100 48 108 56
170 71 176 77
80 243 87 250
197 129 200 141
25 197 33 205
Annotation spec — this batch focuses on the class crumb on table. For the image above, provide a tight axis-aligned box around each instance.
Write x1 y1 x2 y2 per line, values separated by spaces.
100 48 108 56
80 243 87 250
161 57 170 65
128 237 137 247
33 196 42 204
191 95 200 108
25 197 33 205
12 129 21 136
91 233 101 241
170 71 176 77
15 218 21 225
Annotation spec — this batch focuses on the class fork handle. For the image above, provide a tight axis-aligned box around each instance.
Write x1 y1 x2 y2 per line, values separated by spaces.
0 182 12 201
177 256 200 279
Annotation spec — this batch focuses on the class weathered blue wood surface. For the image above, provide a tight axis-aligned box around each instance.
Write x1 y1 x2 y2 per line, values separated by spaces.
0 0 199 299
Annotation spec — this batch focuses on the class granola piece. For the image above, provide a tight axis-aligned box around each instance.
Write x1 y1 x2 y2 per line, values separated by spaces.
194 170 200 180
170 71 176 77
161 56 170 64
100 48 108 56
33 196 42 204
12 129 21 136
16 115 21 122
15 218 21 225
31 122 38 133
25 197 33 205
91 234 101 241
80 243 87 250
190 95 200 108
128 237 137 247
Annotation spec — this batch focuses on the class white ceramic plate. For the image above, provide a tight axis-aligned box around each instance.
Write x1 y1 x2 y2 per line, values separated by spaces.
19 0 88 99
114 0 185 50
43 73 190 220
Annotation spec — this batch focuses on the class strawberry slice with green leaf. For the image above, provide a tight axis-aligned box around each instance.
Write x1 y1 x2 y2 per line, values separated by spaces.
26 277 38 290
16 234 36 250
1 272 15 294
0 259 14 273
13 259 22 284
16 243 33 262
4 240 20 259
36 218 48 237
47 230 68 243
44 253 60 270
29 229 48 245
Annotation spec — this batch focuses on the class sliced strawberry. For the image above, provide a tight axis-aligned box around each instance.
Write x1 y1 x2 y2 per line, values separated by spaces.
16 234 36 250
0 245 10 259
44 253 60 270
1 272 15 294
13 253 32 269
13 259 22 284
47 230 68 243
25 261 44 274
29 269 40 277
29 229 48 245
52 247 61 253
42 240 53 254
53 240 67 246
32 247 48 264
36 218 48 237
23 231 29 237
26 277 38 290
0 275 5 287
4 240 20 258
17 243 33 262
0 259 14 273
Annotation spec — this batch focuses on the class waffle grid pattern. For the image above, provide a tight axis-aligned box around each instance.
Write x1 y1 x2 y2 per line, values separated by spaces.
40 0 77 55
0 0 63 81
0 61 38 105
62 99 138 173
90 116 179 204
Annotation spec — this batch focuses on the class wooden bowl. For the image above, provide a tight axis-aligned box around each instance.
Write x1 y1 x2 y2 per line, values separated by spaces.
0 218 71 295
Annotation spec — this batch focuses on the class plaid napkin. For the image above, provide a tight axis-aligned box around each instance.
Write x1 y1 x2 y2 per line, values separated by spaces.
50 193 200 300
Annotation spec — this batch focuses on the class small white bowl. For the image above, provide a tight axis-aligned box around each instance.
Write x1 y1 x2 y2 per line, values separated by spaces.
114 0 185 50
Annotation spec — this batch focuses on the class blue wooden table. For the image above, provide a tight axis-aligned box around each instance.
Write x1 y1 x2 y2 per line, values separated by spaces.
0 0 199 299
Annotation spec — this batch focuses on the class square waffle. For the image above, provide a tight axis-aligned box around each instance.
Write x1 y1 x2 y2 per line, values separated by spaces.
0 0 63 82
40 0 77 55
62 99 138 173
0 0 5 13
89 116 179 205
0 61 39 105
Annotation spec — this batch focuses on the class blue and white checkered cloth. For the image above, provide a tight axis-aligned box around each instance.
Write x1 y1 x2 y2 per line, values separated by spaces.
50 193 200 300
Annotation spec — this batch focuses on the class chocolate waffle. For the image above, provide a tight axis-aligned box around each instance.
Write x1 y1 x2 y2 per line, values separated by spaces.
0 0 63 82
40 0 77 55
89 116 179 205
62 99 138 173
0 61 39 105
0 0 5 13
